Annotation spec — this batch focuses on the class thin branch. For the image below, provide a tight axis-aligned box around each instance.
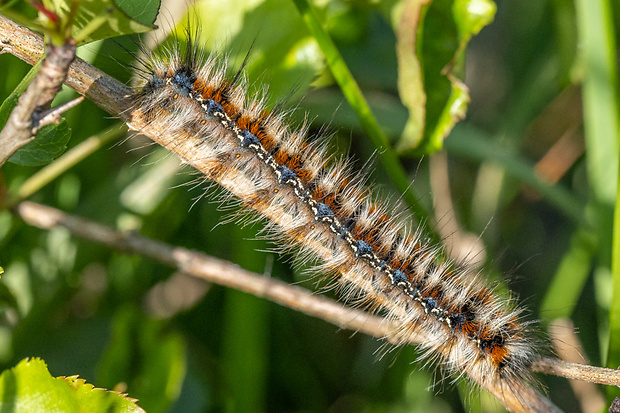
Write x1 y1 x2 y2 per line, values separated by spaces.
33 96 83 133
14 201 398 341
532 357 620 388
0 33 77 166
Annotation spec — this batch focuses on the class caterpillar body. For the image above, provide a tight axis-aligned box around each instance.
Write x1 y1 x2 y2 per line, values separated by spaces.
126 26 542 411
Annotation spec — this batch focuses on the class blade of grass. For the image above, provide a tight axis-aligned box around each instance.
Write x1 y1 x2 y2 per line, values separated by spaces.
576 1 619 206
573 0 620 388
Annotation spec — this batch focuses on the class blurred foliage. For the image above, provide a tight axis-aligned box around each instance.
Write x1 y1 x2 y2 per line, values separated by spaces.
0 0 618 412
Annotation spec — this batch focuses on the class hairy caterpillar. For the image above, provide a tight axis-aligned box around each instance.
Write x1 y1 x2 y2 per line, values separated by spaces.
124 14 544 412
2 2 593 411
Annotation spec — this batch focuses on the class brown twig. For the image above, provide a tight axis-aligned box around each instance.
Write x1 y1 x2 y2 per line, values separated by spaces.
1 13 617 412
0 31 77 166
532 357 620 388
15 201 398 342
33 96 84 132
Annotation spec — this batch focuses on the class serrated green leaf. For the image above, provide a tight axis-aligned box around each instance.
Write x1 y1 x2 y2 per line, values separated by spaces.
0 358 145 413
395 0 495 155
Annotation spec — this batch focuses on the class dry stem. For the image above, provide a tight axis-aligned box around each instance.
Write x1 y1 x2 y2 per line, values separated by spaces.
15 201 396 339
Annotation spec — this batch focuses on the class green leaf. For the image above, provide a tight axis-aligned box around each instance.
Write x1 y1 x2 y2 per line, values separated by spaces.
394 0 428 155
395 0 495 154
9 121 71 166
574 0 620 399
0 358 145 413
114 0 160 27
452 0 496 39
